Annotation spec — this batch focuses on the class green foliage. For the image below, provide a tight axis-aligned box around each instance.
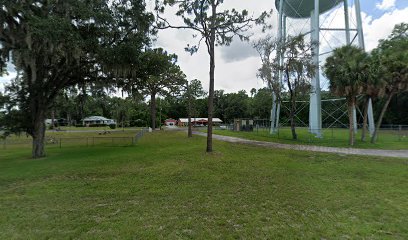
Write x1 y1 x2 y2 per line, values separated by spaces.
324 46 369 98
185 79 206 100
0 0 154 157
184 79 206 119
324 45 370 145
51 91 150 128
255 34 315 139
252 88 272 119
376 92 408 125
121 48 187 129
369 23 408 143
372 23 408 95
138 48 187 98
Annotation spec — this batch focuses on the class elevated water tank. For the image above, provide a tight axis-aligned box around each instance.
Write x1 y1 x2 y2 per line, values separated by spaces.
275 0 342 19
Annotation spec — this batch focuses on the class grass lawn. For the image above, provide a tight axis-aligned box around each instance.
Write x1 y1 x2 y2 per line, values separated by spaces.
1 129 143 150
208 127 408 150
0 131 407 239
54 126 144 131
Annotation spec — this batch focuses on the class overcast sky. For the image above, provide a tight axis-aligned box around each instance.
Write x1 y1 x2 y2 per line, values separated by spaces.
1 0 408 94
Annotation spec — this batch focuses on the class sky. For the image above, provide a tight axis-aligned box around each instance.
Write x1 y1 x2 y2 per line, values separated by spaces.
1 0 408 94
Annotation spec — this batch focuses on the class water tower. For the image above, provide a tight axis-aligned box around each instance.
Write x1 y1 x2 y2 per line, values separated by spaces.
270 0 375 137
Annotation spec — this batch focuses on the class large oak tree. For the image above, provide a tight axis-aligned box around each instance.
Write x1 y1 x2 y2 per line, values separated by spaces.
131 48 187 130
0 0 153 158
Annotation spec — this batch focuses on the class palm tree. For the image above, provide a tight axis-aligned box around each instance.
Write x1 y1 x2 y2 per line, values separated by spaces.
370 23 408 143
359 54 386 142
323 46 370 146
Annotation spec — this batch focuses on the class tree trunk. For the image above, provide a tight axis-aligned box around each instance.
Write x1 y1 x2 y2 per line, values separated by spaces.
32 107 46 158
371 92 395 143
286 71 297 140
206 4 216 153
187 84 193 138
67 112 71 127
290 100 297 140
150 92 156 130
27 61 47 158
348 97 355 146
361 96 369 142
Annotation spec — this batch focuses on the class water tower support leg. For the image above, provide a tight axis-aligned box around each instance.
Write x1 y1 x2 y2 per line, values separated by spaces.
309 1 322 138
270 92 277 134
368 98 375 136
353 105 358 133
270 0 285 134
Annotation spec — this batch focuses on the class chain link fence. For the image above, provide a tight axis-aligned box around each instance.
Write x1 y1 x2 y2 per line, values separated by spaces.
1 128 150 150
214 123 408 145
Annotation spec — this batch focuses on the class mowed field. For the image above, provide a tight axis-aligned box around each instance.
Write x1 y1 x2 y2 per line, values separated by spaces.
0 131 407 239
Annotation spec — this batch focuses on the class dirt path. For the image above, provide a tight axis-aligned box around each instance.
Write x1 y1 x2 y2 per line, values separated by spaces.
193 132 408 158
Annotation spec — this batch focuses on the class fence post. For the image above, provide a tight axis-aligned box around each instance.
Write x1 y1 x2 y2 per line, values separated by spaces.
86 138 89 147
92 137 95 146
131 137 134 145
399 125 402 141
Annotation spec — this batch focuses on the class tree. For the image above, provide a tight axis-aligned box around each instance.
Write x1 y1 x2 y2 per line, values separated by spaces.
155 0 270 152
213 90 227 122
223 90 250 122
252 88 272 119
324 46 370 146
250 88 257 98
0 92 7 133
279 35 315 140
370 23 408 143
185 79 205 137
255 35 315 140
136 48 187 130
253 35 278 95
0 0 153 158
360 54 385 142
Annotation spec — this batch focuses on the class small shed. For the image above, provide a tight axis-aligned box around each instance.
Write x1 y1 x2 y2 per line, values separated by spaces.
164 119 178 126
82 116 116 126
233 118 254 132
178 118 223 127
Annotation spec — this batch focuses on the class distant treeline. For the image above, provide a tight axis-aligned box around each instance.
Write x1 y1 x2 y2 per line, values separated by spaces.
47 88 408 127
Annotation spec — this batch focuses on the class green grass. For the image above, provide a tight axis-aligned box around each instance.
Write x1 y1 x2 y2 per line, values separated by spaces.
53 126 144 131
208 127 408 150
1 129 142 150
0 131 407 239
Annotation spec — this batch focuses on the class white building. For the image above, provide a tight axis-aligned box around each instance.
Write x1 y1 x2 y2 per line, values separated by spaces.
178 118 223 127
82 116 116 126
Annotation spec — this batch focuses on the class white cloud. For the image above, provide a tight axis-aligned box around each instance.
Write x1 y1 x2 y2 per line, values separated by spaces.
376 0 396 11
363 7 408 50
